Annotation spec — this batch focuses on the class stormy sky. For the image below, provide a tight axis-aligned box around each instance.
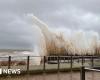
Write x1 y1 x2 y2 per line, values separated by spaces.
0 0 100 49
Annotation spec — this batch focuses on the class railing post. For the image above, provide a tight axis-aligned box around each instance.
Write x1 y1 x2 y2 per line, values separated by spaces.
8 56 11 69
82 56 84 66
64 56 65 62
91 56 94 67
27 56 30 74
58 56 60 72
78 56 80 63
43 56 46 72
70 55 73 80
71 55 73 71
80 66 85 80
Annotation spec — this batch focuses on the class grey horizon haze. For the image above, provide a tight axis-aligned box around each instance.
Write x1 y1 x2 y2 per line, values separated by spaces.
0 0 100 49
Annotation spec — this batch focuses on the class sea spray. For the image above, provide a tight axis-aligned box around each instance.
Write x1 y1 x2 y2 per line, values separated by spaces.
31 15 100 56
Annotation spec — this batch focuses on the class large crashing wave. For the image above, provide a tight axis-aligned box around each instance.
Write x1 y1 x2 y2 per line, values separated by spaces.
30 15 100 56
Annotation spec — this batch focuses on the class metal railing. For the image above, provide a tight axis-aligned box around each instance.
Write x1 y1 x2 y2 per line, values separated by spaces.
80 66 100 80
0 55 100 75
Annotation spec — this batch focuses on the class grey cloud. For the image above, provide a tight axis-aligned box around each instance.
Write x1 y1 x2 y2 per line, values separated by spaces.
0 12 42 49
0 0 100 49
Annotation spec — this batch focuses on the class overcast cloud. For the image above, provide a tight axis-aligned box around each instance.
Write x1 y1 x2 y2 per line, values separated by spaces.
0 0 100 49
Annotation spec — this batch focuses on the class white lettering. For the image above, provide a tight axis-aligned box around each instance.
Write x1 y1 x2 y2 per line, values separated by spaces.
0 69 21 75
3 69 8 74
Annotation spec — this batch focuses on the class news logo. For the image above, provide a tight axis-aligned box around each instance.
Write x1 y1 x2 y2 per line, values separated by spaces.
0 68 21 75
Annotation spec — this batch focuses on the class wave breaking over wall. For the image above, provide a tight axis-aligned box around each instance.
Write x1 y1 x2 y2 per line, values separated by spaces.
31 15 100 56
